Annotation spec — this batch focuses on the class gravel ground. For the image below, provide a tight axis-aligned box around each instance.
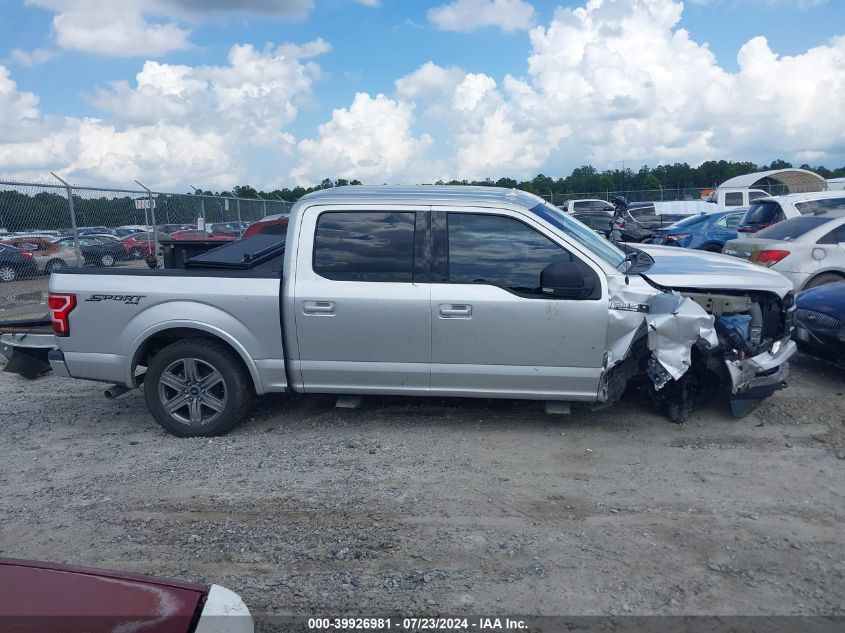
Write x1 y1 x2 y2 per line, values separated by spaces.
1 353 843 622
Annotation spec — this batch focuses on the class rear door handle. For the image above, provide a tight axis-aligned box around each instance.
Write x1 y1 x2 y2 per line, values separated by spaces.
438 304 472 319
303 300 336 316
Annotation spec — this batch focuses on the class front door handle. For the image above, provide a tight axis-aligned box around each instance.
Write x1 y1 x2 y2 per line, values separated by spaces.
303 300 336 316
438 304 472 319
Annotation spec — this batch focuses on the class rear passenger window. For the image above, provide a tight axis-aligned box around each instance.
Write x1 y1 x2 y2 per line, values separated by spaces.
447 213 573 294
314 212 415 282
795 198 845 215
818 224 845 244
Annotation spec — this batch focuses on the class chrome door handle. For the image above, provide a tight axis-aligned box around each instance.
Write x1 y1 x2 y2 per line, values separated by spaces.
438 304 472 319
303 300 336 316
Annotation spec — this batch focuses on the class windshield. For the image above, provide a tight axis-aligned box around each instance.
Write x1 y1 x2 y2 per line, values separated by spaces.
529 202 626 267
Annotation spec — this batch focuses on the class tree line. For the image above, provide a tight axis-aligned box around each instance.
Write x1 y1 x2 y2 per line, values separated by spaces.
211 159 845 201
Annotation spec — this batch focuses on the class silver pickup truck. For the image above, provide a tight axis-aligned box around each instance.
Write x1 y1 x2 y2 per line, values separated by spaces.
13 186 796 436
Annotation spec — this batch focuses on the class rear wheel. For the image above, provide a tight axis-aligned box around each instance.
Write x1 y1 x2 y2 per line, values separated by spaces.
99 253 116 267
45 258 66 273
144 338 254 437
0 265 17 282
805 273 843 290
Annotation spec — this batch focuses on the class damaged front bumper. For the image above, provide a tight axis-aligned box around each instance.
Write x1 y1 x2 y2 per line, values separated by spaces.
722 336 795 416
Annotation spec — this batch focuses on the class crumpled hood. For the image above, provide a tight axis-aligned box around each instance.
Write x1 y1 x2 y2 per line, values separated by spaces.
635 243 792 297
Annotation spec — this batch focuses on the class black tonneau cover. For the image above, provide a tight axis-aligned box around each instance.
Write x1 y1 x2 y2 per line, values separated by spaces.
185 234 285 270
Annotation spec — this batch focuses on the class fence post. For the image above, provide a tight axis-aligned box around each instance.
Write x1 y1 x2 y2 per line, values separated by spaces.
191 186 206 231
135 180 159 266
50 172 82 267
236 198 242 237
262 198 267 218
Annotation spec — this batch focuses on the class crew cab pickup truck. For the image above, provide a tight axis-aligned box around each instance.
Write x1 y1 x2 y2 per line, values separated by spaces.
19 186 797 436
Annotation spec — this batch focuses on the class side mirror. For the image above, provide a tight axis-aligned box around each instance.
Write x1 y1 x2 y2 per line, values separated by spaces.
540 261 595 299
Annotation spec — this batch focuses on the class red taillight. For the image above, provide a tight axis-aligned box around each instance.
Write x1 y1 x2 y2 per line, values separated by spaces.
751 249 790 267
48 293 76 337
21 252 34 259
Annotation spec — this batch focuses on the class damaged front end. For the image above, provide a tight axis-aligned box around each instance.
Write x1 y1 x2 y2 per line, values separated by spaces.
599 274 796 423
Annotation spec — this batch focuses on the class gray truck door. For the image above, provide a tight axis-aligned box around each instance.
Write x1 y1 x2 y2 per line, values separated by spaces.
292 207 431 394
429 209 608 400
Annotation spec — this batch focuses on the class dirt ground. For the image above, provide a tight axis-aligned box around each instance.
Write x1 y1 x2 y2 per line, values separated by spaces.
1 352 843 622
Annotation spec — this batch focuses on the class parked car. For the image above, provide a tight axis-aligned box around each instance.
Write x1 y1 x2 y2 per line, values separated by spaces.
207 222 240 238
169 229 237 241
121 231 171 259
115 225 147 237
0 558 253 632
77 226 116 236
14 186 797 437
650 210 745 252
0 244 37 282
559 199 616 214
157 224 194 234
241 214 289 239
0 236 79 273
793 282 845 367
704 187 770 208
571 210 653 242
737 191 845 234
723 212 845 291
53 236 128 267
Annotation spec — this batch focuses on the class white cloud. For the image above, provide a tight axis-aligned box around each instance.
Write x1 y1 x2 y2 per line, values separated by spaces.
25 0 314 57
0 38 328 188
399 0 845 179
428 0 536 33
8 47 57 66
291 93 434 184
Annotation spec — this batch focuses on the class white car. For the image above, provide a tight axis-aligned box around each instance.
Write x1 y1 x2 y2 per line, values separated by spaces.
738 190 845 233
723 211 845 291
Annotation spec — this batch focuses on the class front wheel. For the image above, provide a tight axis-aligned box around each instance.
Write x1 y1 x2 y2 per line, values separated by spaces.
100 253 116 267
144 338 254 437
0 265 17 282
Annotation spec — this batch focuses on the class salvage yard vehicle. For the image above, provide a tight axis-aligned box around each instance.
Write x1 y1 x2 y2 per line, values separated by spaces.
723 211 845 292
52 236 128 268
5 186 796 436
793 282 845 367
651 210 745 252
0 236 79 273
737 191 845 234
0 558 253 633
0 243 37 282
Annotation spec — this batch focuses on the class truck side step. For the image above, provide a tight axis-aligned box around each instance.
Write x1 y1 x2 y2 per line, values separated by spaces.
336 395 363 409
544 401 571 415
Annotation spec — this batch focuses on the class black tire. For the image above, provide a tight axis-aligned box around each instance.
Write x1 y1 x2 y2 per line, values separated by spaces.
804 273 843 290
143 338 254 437
702 244 723 253
46 258 67 274
0 265 17 282
100 253 116 267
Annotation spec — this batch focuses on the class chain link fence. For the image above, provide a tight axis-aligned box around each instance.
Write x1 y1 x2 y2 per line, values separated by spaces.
0 179 292 323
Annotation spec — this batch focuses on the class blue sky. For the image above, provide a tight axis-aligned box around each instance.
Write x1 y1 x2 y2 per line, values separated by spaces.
1 0 843 189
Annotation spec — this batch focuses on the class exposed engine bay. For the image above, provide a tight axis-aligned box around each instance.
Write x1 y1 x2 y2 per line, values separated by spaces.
600 275 795 424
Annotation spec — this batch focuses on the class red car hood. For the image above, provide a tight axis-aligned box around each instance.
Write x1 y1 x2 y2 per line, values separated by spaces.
0 558 208 633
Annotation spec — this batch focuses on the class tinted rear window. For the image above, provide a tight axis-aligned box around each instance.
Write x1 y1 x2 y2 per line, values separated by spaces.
754 216 835 240
743 202 783 225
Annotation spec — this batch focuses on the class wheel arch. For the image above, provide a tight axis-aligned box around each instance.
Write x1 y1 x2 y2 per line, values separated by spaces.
129 324 264 394
800 269 845 291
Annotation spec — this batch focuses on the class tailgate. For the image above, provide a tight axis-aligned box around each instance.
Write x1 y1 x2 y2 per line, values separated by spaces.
0 320 56 379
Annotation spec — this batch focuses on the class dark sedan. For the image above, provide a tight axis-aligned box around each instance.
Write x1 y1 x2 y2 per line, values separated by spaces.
793 281 845 367
53 236 129 267
0 244 38 282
